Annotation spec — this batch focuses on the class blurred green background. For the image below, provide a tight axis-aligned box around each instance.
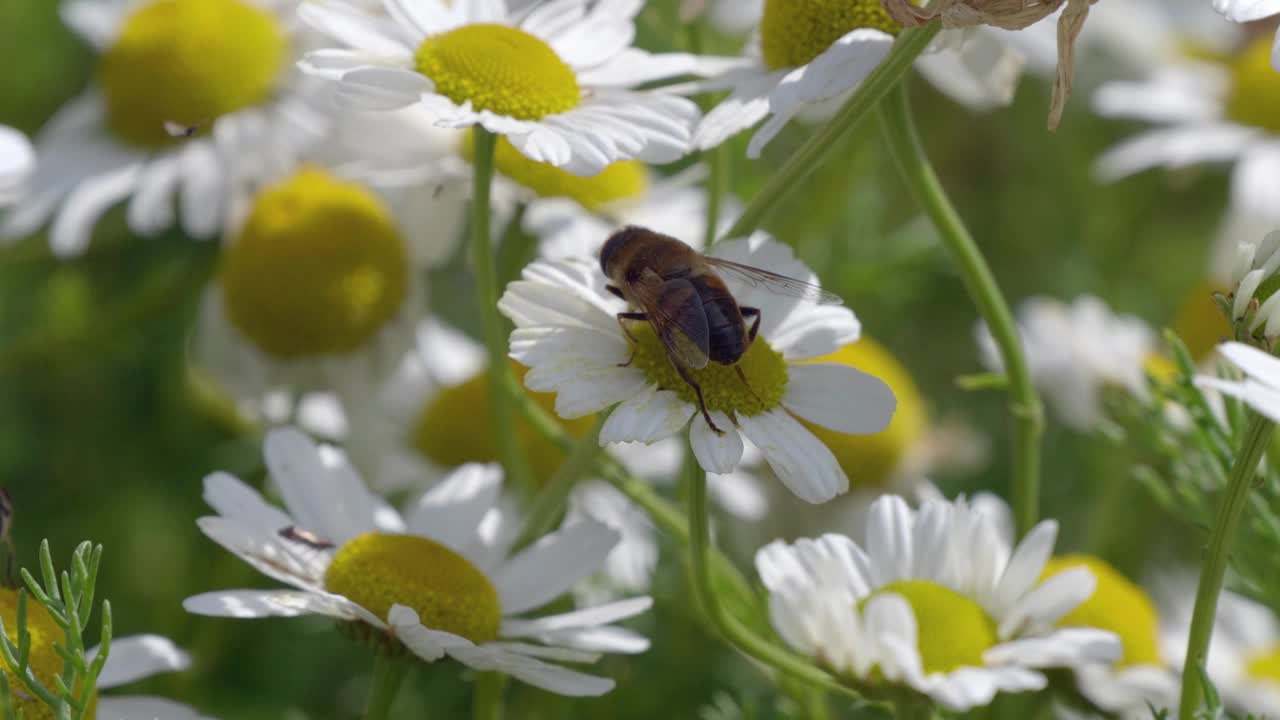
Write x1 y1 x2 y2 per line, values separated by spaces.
0 0 1231 717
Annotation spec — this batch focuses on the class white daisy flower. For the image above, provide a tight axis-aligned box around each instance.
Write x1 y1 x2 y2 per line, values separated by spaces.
684 0 1025 157
192 164 460 425
1 0 327 257
977 295 1160 431
756 494 1121 711
0 588 206 720
0 125 34 206
296 0 701 177
498 231 897 504
1211 0 1280 72
184 428 652 697
1163 587 1280 716
1196 341 1280 423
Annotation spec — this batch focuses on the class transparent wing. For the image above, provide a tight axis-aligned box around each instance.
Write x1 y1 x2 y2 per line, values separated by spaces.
627 272 711 370
704 258 844 305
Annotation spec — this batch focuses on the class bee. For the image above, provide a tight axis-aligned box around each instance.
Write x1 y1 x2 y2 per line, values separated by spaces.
599 226 842 434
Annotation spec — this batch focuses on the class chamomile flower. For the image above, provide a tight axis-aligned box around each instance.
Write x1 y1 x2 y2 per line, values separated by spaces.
2 0 326 256
498 231 896 504
1211 0 1280 72
1196 341 1280 423
297 0 701 177
685 0 1025 157
0 125 34 206
1163 588 1280 715
193 164 454 424
185 428 651 697
0 588 205 719
977 296 1163 431
756 494 1121 710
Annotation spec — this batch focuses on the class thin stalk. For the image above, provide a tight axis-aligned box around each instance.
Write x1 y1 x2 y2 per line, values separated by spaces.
681 450 862 701
719 23 940 241
704 144 728 248
515 414 606 549
1177 413 1275 719
362 654 407 720
470 128 532 490
877 81 1044 538
473 672 507 720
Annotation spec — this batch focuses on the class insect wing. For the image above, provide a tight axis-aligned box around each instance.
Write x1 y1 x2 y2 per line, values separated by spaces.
629 272 711 369
704 257 844 305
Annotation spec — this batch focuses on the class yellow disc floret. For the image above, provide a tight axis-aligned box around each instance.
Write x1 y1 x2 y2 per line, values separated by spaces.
761 0 902 70
1245 645 1280 683
1172 280 1231 362
1226 37 1280 134
628 323 788 417
1041 555 1161 667
325 532 501 643
221 168 408 358
416 24 580 120
797 338 925 487
863 580 997 675
412 362 596 485
100 0 287 147
479 134 648 209
0 589 97 720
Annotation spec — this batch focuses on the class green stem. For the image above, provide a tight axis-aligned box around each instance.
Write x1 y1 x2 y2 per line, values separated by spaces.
515 414 606 549
470 128 532 490
473 672 506 720
681 450 862 701
719 23 940 242
893 693 936 720
704 144 728 248
877 81 1044 539
1177 413 1275 719
362 654 407 720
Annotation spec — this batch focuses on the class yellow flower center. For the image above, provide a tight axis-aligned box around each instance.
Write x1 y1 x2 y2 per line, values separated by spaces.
413 363 596 485
0 589 97 720
470 133 648 209
99 0 287 148
797 338 925 488
1041 555 1161 667
220 167 409 359
415 24 580 120
761 0 902 70
1226 37 1280 134
1172 280 1231 362
1142 353 1177 386
627 323 788 417
325 532 501 643
862 580 997 675
1245 645 1280 683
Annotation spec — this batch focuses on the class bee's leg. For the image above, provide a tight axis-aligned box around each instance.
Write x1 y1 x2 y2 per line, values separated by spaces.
674 363 723 434
741 306 762 345
615 312 646 366
734 365 764 409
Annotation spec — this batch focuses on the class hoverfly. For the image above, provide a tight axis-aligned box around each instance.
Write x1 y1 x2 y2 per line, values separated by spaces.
599 226 842 434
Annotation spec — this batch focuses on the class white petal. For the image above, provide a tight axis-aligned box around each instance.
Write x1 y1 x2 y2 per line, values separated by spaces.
1196 376 1280 423
689 412 743 474
914 30 1023 110
1212 0 1280 22
264 428 380 545
182 589 359 620
782 363 895 434
1094 124 1258 182
736 409 847 503
177 141 224 239
202 471 293 530
458 646 616 696
707 470 768 520
195 517 325 591
990 520 1057 617
598 385 693 444
335 67 432 111
0 125 34 199
693 69 779 151
865 495 914 585
93 635 189 689
50 164 140 257
404 463 503 548
390 604 474 662
96 697 207 720
384 0 462 36
999 567 1096 639
984 627 1121 667
1217 341 1280 389
769 304 861 361
501 597 653 636
493 520 620 615
301 1 414 55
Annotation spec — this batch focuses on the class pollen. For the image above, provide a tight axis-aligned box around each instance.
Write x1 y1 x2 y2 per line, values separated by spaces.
220 167 408 359
1226 37 1280 134
760 0 902 70
99 0 287 148
412 362 597 485
471 133 648 209
415 24 580 120
627 323 788 417
325 532 501 643
1041 555 1161 667
0 589 97 720
797 338 925 488
863 580 997 675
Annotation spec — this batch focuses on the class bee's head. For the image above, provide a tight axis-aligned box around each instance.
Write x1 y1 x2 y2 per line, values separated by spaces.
599 226 642 278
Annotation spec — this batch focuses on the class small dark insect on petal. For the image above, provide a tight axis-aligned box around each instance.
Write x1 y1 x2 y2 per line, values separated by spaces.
279 526 335 550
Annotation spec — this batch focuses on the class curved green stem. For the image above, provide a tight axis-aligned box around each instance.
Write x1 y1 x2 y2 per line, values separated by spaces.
719 23 940 242
1177 413 1274 719
514 413 606 550
362 654 407 720
704 144 728 248
877 81 1044 538
470 128 532 490
473 672 506 720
